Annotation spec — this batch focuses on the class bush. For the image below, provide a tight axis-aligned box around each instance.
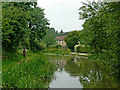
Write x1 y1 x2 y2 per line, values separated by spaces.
48 45 57 48
56 44 62 49
31 40 47 51
77 45 89 53
43 47 71 55
48 44 62 49
39 42 47 49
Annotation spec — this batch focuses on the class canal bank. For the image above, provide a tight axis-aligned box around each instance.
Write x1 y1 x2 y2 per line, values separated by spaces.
44 52 91 57
2 52 119 88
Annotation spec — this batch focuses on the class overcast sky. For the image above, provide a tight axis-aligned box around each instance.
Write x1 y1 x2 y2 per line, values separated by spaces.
37 0 89 32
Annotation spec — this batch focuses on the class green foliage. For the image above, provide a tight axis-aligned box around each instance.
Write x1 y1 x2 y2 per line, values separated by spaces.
2 3 30 52
2 49 23 60
79 1 120 76
39 41 47 49
29 7 49 50
64 30 80 51
43 48 71 55
56 44 62 49
48 45 57 48
41 28 56 46
2 53 55 88
2 2 49 52
43 45 71 55
77 45 88 53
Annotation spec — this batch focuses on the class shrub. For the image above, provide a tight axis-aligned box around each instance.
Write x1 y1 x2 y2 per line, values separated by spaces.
77 45 89 53
39 42 47 49
56 44 62 49
48 45 57 48
43 47 71 55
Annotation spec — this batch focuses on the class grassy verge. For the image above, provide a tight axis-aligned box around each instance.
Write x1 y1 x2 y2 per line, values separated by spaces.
2 51 56 88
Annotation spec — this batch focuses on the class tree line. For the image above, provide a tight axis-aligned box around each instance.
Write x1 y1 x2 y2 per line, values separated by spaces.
65 1 120 77
2 2 50 52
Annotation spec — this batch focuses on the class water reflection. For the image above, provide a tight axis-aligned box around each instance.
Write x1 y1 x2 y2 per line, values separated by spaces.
50 68 82 88
48 55 118 88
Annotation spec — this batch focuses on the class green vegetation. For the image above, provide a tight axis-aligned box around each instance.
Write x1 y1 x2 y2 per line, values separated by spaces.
64 1 120 77
78 1 120 76
42 45 71 55
2 52 55 88
2 2 49 52
76 45 89 53
2 2 56 88
2 1 120 88
41 28 57 46
64 31 80 51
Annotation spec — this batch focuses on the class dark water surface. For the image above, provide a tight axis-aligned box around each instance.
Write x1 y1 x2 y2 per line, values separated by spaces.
47 55 119 88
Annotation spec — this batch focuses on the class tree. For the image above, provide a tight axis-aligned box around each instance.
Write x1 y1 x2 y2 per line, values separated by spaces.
79 1 120 76
55 30 58 34
2 2 50 52
60 30 63 36
64 31 80 51
41 28 56 46
2 2 31 52
28 7 49 50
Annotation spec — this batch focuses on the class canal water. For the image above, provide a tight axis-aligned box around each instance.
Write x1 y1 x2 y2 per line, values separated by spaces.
47 55 118 88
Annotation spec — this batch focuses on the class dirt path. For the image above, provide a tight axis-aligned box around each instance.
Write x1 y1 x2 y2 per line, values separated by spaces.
17 57 29 64
25 57 29 62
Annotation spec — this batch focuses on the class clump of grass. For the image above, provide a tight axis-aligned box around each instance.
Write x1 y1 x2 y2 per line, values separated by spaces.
2 53 56 88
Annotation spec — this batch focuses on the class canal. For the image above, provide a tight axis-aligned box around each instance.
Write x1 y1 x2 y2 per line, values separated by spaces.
46 55 118 88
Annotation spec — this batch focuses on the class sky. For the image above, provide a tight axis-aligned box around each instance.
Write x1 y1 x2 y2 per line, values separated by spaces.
37 0 94 32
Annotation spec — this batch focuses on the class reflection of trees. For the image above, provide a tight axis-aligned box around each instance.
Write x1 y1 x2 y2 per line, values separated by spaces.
48 55 69 71
64 57 118 88
48 55 118 88
56 59 67 72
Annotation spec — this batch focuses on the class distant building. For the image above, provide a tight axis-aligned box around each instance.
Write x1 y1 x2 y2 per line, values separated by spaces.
55 36 66 47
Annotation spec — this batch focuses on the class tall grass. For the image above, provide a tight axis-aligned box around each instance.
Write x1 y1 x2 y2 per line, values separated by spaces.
2 52 56 88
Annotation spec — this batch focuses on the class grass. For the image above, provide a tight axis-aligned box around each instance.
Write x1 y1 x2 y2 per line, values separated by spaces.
2 51 56 88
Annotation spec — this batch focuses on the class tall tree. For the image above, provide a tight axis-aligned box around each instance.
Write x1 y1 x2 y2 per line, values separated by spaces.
41 28 56 46
2 2 31 51
28 7 49 50
2 2 50 51
79 1 120 76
